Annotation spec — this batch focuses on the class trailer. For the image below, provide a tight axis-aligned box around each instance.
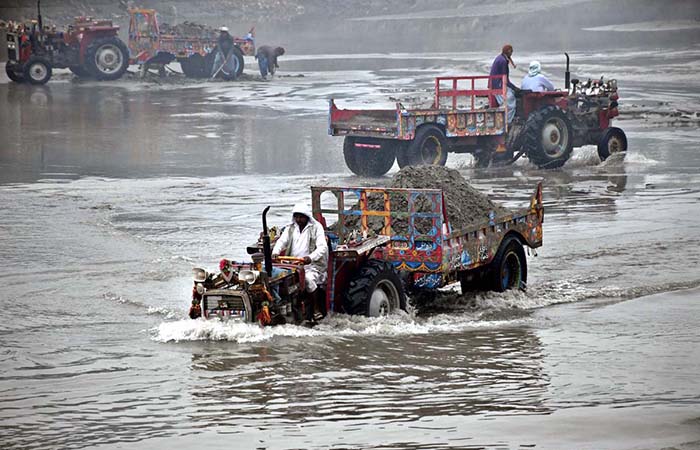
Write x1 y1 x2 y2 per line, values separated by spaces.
127 8 255 79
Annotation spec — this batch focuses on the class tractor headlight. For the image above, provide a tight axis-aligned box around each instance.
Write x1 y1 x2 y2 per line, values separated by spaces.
193 267 207 283
195 283 205 295
239 269 260 284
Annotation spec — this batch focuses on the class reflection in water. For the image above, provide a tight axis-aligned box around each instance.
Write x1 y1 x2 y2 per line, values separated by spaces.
189 328 550 431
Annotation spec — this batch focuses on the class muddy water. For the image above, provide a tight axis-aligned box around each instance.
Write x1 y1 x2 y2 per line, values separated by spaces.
1 48 700 450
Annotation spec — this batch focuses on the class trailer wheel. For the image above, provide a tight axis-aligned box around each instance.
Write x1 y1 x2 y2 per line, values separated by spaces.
403 125 448 167
344 259 406 317
219 47 245 81
23 57 52 85
180 54 206 78
344 137 396 177
85 36 129 80
523 106 573 169
69 65 91 78
489 236 527 292
597 127 627 161
5 62 26 83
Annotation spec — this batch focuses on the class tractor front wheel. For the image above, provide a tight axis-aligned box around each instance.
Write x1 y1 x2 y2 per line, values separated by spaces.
401 125 448 167
523 106 573 169
85 37 129 80
23 57 52 85
344 259 406 317
597 127 627 161
5 62 26 83
343 137 397 177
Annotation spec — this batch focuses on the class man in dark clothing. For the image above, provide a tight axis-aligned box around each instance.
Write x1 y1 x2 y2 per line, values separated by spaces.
255 45 285 80
488 44 519 122
211 26 235 78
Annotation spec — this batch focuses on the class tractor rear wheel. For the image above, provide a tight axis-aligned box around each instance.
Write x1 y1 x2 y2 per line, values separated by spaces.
85 37 129 80
23 57 52 85
344 259 406 317
523 106 573 169
343 136 397 177
401 125 448 167
5 62 25 83
597 127 627 161
488 236 527 292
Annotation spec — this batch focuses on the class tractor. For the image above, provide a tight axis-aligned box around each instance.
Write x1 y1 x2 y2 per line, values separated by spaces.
330 53 627 174
5 1 129 84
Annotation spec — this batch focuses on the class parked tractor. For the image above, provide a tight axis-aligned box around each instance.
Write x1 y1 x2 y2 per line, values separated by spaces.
329 54 626 174
127 8 255 80
5 1 129 84
189 183 543 326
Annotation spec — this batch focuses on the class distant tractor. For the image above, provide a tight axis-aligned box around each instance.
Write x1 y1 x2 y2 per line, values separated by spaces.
5 1 129 84
329 54 626 173
127 8 255 80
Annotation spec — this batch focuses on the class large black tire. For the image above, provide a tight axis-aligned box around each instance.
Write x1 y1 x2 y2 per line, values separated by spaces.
343 136 397 177
5 62 26 83
85 36 129 81
523 106 573 169
69 65 91 78
180 54 207 78
401 125 448 167
218 47 245 81
23 56 52 85
344 259 406 317
488 236 528 292
597 127 627 161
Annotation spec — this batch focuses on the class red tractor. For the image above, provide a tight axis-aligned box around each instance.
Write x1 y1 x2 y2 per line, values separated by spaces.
330 54 627 173
5 1 129 84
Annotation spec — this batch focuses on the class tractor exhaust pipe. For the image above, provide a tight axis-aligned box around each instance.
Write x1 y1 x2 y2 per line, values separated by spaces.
37 0 43 31
261 206 273 277
565 52 570 91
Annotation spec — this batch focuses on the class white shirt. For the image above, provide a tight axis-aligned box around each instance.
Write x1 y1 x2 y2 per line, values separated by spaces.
272 220 328 267
521 74 555 92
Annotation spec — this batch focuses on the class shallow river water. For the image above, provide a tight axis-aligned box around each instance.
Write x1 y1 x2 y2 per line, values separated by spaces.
1 46 699 449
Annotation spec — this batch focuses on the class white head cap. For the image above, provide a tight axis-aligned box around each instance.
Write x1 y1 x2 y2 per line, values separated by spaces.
219 26 229 32
528 60 542 77
292 203 312 220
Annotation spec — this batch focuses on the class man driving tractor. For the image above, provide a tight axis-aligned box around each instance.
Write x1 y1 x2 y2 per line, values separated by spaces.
272 203 328 324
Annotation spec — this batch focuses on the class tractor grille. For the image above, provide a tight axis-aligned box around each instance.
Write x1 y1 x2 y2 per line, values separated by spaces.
203 291 249 320
6 33 18 62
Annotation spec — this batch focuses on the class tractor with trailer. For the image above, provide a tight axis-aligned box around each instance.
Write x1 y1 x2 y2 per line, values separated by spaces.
4 1 129 84
329 54 626 175
188 182 543 326
127 8 255 80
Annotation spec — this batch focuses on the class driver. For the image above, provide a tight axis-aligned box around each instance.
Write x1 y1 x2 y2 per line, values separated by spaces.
272 203 329 323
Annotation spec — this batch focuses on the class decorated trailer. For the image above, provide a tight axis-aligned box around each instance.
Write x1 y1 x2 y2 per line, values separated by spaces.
189 182 543 326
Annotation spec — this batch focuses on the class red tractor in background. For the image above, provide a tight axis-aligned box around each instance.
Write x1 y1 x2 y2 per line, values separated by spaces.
330 53 627 173
5 1 129 84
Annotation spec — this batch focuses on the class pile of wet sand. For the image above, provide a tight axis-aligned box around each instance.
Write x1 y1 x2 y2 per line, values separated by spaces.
337 166 511 235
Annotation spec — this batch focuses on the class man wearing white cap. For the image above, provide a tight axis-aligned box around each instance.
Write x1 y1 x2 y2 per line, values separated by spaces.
211 26 235 78
272 203 329 322
521 61 555 92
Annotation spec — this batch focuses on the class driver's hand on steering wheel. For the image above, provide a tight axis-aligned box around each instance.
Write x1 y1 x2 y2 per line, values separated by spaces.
303 256 312 264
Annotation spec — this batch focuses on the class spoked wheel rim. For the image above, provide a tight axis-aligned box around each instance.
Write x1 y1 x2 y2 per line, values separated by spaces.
368 280 400 317
541 117 570 158
95 44 123 75
29 63 48 82
420 136 443 164
501 251 522 290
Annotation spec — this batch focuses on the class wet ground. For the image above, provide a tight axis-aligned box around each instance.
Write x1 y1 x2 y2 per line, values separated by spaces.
1 46 699 449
